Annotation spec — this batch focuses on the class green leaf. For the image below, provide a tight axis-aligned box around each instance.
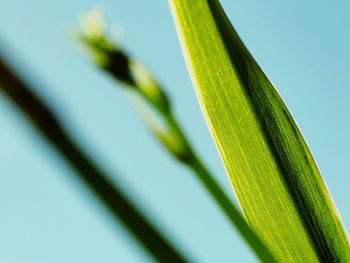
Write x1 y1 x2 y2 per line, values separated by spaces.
170 0 350 262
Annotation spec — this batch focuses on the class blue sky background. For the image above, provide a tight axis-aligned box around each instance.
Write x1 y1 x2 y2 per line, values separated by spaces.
0 0 349 262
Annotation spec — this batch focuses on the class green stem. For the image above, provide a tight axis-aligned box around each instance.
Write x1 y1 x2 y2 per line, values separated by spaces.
0 55 189 263
190 158 276 262
166 113 277 262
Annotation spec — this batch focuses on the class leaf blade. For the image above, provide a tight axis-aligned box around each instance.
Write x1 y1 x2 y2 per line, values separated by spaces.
170 0 350 261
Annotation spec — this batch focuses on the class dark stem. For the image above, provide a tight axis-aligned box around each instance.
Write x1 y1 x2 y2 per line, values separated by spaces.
0 56 189 263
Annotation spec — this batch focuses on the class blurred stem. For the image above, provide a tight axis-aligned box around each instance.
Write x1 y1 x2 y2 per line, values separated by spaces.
0 55 189 263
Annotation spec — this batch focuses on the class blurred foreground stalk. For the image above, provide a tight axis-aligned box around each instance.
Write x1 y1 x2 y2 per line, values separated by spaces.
77 10 276 262
0 54 189 263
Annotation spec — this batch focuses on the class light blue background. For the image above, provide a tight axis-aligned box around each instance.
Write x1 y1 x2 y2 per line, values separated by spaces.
0 0 349 262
